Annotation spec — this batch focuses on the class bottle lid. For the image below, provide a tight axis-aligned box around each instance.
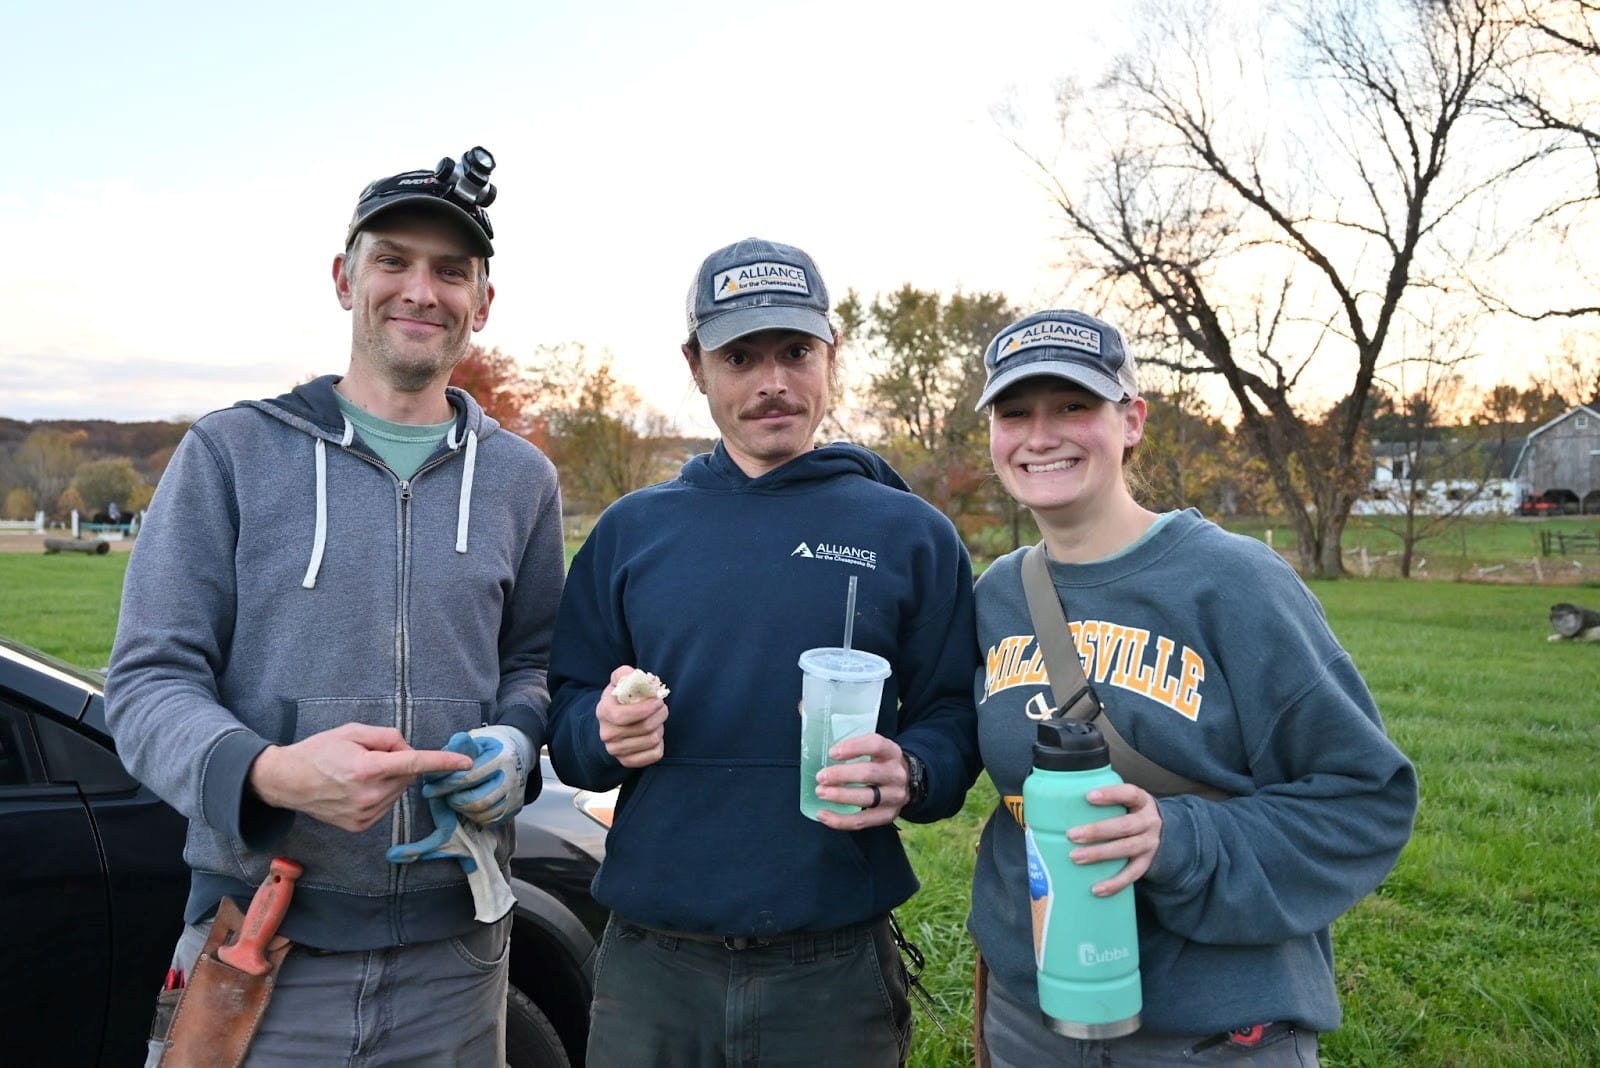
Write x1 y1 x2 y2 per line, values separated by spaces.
1032 720 1111 771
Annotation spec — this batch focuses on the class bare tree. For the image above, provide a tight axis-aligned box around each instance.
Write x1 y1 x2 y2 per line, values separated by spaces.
1487 0 1600 191
1010 0 1537 576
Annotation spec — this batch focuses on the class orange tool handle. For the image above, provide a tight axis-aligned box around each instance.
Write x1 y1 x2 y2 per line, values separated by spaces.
217 857 304 976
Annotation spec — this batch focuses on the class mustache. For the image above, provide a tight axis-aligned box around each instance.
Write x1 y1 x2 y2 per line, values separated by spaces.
741 400 805 419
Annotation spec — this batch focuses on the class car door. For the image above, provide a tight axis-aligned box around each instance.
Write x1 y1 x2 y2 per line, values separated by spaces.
0 674 187 1067
0 691 115 1067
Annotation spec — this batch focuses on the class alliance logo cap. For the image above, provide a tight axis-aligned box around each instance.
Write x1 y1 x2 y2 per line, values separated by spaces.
975 309 1139 409
686 238 832 350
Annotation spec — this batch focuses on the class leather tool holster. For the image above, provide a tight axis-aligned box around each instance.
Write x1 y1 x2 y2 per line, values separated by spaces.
160 897 294 1068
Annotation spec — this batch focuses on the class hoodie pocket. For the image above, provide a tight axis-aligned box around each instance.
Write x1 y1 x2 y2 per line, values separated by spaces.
600 759 876 933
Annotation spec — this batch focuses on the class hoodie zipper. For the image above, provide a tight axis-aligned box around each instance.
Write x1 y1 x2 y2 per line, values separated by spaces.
339 441 463 922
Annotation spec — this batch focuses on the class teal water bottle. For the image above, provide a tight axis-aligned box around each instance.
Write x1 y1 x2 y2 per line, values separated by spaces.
1022 720 1142 1039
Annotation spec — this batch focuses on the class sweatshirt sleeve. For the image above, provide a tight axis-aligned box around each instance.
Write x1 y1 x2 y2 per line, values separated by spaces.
889 520 982 822
492 450 565 807
1139 577 1418 945
545 523 631 791
105 425 292 850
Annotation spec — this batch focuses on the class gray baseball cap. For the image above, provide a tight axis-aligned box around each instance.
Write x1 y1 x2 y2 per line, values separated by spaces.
685 238 833 350
975 310 1139 410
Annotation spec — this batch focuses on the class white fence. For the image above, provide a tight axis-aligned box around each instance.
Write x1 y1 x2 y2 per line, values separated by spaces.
0 512 46 534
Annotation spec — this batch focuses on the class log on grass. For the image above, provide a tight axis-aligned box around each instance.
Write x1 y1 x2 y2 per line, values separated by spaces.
1549 602 1600 639
44 537 111 555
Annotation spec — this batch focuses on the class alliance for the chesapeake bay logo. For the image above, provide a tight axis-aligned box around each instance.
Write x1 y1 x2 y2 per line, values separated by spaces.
713 261 811 302
997 319 1102 360
790 540 878 569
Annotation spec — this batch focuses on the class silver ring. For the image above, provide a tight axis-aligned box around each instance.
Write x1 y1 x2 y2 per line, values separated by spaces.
866 784 881 809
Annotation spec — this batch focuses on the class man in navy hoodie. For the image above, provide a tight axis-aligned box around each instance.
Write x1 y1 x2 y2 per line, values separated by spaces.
108 148 564 1065
547 237 981 1066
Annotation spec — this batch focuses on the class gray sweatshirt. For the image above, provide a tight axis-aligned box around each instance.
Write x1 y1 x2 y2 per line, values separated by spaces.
107 376 564 951
969 510 1417 1035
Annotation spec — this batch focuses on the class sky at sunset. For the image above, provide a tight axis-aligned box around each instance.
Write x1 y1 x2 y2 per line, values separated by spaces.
2 1 1129 435
2 2 1589 436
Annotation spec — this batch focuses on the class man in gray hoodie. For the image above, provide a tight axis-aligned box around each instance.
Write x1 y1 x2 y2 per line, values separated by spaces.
107 147 565 1065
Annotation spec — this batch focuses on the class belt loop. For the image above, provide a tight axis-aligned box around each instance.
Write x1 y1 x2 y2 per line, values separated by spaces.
833 925 855 959
790 931 817 965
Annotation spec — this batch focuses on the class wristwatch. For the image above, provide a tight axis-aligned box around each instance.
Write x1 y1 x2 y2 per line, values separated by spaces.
903 750 928 807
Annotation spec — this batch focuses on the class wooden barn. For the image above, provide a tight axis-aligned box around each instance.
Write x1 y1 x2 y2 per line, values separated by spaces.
1509 402 1600 514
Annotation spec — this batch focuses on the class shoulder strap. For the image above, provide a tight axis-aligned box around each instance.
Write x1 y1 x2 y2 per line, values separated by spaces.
1020 544 1230 801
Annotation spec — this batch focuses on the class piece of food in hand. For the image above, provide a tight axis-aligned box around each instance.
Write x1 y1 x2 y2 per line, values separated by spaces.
614 669 670 704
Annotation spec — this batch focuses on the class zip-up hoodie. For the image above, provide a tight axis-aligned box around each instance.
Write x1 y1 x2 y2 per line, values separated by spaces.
107 376 565 951
546 441 981 936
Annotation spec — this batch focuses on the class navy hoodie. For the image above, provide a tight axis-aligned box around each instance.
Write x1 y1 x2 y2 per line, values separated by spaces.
547 441 980 936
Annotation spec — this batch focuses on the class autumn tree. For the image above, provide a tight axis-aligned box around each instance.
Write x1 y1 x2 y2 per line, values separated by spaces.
528 343 676 515
72 458 150 516
56 486 88 521
838 287 1017 540
13 428 84 515
448 344 539 444
1135 380 1267 516
1011 0 1539 576
2 487 36 520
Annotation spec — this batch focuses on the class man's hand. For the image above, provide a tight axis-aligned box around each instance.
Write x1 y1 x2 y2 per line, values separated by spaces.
248 722 473 833
597 664 669 768
1065 783 1164 896
423 726 533 826
387 793 515 923
814 733 909 831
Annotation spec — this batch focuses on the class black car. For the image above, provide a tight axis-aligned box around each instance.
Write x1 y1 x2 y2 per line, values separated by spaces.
0 636 612 1068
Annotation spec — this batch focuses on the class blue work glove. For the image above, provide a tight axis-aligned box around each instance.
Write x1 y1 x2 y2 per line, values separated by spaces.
423 725 534 826
386 793 515 922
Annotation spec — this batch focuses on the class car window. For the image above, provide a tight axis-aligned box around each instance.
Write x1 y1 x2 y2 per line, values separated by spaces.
0 701 44 787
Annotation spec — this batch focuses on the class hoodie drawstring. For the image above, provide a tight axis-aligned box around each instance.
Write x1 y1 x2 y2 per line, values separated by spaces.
301 418 354 590
304 416 471 587
452 427 476 554
302 438 329 589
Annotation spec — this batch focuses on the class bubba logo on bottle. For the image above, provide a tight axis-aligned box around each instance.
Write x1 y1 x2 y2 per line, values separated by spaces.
1078 942 1132 967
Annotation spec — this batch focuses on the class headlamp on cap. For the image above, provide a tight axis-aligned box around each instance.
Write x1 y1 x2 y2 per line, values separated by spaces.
435 146 497 210
346 146 499 259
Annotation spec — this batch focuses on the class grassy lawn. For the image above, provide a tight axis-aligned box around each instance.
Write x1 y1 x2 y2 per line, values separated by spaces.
0 552 129 669
899 578 1600 1067
2 551 1597 1066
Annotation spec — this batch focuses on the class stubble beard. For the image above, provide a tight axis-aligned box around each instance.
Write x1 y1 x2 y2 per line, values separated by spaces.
359 320 470 394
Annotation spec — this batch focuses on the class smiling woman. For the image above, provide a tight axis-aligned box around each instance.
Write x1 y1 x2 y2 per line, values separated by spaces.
967 308 1418 1067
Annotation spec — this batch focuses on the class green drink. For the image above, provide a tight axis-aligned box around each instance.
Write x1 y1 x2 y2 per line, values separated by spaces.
798 647 891 820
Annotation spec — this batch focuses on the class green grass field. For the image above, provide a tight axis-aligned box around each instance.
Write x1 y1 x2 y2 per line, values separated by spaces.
2 549 1597 1066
